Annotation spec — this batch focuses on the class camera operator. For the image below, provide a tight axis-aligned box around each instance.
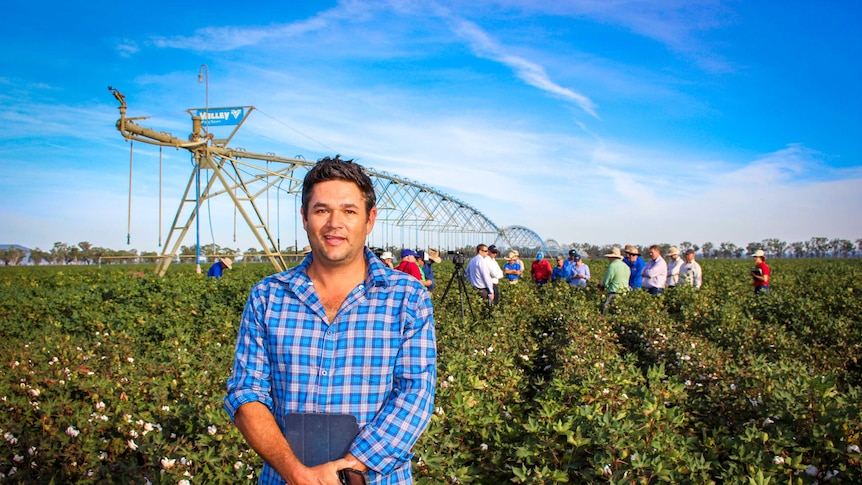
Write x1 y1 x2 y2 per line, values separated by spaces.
465 244 495 305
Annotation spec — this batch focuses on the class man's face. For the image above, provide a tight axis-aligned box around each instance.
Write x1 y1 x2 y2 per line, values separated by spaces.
302 180 376 267
627 252 637 261
685 253 695 263
649 248 660 260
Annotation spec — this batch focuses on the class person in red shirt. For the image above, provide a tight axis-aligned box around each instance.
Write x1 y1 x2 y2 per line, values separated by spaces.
396 249 423 281
530 252 553 287
751 249 771 293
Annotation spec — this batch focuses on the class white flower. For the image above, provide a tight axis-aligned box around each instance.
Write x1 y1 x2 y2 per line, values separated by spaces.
99 451 108 460
28 446 36 456
7 467 17 477
602 388 610 395
127 439 138 451
602 464 612 475
143 422 155 434
178 480 191 485
773 456 785 465
848 444 861 454
162 405 171 412
763 418 774 426
487 346 493 353
161 457 176 469
519 354 529 361
480 443 488 451
435 407 445 416
66 426 80 438
127 357 134 363
13 454 23 463
805 465 818 476
447 375 454 382
234 461 244 471
207 425 217 436
28 388 40 397
4 431 18 444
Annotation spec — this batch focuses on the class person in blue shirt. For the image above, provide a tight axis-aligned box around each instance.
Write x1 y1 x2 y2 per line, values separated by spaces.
551 255 568 283
225 156 437 485
206 257 232 278
623 245 646 289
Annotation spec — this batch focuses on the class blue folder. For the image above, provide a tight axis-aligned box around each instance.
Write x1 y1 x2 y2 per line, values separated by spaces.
283 413 359 467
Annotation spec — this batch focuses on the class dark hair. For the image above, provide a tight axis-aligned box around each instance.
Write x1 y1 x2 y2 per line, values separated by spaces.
301 155 376 217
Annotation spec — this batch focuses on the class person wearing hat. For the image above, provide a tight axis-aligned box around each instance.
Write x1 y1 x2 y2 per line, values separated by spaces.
418 248 443 291
642 245 668 295
530 252 553 287
207 256 232 278
485 245 504 305
598 247 631 316
379 250 395 269
396 248 423 281
503 252 522 284
511 249 526 275
666 247 683 288
679 249 703 289
623 244 645 290
567 253 591 288
751 249 770 293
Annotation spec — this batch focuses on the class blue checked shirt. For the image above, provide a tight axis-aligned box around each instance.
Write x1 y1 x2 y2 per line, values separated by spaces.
225 248 437 484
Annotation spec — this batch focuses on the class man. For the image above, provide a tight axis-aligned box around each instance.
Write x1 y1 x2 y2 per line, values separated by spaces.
485 245 504 305
503 252 521 284
465 244 495 304
562 249 578 274
642 245 668 295
679 249 703 289
666 247 683 288
598 247 630 316
623 245 645 290
206 257 232 278
225 156 437 485
751 249 771 293
567 254 590 288
396 249 423 282
531 252 553 286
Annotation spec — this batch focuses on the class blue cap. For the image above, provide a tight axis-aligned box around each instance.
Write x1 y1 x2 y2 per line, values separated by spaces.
536 252 544 260
401 249 418 258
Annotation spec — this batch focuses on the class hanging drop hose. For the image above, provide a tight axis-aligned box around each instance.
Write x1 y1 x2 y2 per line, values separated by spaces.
127 140 134 245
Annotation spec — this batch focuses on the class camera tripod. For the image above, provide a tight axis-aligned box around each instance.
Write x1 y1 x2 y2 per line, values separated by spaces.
440 261 474 320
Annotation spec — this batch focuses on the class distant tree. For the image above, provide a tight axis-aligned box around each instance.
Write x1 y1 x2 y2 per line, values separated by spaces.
701 242 714 258
857 238 862 256
718 241 738 258
833 239 854 257
679 241 694 252
733 247 745 258
0 247 26 266
29 248 49 265
762 238 787 258
50 242 70 264
809 237 829 257
788 241 804 258
78 241 94 264
745 242 761 257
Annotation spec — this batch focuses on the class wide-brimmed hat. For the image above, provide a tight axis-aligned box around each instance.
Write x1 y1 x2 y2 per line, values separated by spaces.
401 249 418 259
506 252 517 260
667 246 680 256
302 245 312 255
624 244 640 255
427 248 443 263
604 247 624 259
752 249 766 258
220 257 233 269
380 251 394 260
511 250 520 257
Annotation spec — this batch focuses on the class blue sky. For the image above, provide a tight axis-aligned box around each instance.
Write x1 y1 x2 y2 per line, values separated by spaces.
1 0 860 253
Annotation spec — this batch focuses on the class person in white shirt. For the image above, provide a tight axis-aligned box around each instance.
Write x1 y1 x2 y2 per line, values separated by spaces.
485 245 504 306
465 244 495 305
666 246 684 288
642 245 668 295
679 249 703 289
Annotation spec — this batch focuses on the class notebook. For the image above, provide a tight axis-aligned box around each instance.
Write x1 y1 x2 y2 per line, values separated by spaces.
283 413 360 467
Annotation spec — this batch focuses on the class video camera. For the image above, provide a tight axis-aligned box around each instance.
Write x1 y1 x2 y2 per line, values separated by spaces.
447 250 465 267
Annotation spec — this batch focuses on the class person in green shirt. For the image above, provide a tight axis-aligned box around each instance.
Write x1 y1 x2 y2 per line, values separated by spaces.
598 247 631 316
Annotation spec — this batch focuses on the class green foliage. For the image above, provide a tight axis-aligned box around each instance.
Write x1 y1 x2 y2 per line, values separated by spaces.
1 259 861 483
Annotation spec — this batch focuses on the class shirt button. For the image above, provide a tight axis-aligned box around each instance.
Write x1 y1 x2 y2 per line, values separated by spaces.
321 370 327 376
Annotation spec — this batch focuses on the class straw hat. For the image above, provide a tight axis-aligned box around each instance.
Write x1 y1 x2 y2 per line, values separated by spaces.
752 249 766 258
604 247 624 259
426 248 443 263
667 246 680 256
220 257 233 269
623 244 640 255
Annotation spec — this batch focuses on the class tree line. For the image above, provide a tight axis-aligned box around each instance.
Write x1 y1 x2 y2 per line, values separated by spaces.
1 237 860 266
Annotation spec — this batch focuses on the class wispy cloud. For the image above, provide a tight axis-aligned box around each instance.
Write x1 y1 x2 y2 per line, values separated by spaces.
450 18 599 118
